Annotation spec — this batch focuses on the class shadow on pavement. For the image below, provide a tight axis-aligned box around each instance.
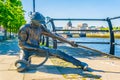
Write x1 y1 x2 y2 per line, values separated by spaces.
0 39 20 55
24 65 102 79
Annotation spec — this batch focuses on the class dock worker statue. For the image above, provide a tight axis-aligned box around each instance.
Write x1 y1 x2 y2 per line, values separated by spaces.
15 12 88 72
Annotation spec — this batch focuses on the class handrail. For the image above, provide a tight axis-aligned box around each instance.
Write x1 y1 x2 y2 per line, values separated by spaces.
55 29 109 32
46 16 120 56
58 41 110 44
110 16 120 20
52 18 106 21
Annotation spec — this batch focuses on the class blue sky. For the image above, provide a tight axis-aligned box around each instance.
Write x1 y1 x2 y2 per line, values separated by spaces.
22 0 120 27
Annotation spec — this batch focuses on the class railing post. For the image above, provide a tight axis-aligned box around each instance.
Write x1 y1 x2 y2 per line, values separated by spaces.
50 19 56 31
50 19 57 49
45 36 49 47
106 17 115 55
42 36 45 45
43 24 49 47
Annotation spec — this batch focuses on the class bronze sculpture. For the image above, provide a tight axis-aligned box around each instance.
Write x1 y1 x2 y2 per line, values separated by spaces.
15 12 88 72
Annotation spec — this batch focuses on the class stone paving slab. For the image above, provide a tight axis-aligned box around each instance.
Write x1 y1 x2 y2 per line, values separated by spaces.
0 55 23 80
78 58 120 80
0 71 24 80
50 57 120 80
0 55 65 80
0 53 120 80
24 57 65 80
0 39 120 80
50 45 120 80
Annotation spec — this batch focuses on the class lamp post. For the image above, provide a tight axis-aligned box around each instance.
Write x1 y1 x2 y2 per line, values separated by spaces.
33 0 35 12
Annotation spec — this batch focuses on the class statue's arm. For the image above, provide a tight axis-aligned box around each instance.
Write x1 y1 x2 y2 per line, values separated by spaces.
18 28 28 48
41 25 78 47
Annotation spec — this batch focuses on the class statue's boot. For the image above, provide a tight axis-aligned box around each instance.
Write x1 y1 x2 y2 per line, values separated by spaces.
15 60 30 72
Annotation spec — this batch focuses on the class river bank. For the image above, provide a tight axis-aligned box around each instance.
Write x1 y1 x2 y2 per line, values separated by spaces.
86 33 120 38
62 33 120 38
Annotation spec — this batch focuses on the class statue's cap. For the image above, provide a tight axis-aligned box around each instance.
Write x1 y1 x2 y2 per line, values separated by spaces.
31 12 45 24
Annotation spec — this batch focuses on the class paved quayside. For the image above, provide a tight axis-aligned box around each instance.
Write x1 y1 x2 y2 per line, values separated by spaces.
0 39 120 80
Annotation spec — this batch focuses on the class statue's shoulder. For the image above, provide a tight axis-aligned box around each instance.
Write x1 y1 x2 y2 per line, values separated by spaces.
19 24 31 31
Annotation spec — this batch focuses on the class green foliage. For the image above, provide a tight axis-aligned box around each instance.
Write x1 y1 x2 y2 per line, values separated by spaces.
113 26 120 30
100 26 120 30
100 27 109 30
0 0 26 33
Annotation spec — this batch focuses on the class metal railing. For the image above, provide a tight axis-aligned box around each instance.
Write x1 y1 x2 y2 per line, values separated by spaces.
31 0 120 56
46 16 120 56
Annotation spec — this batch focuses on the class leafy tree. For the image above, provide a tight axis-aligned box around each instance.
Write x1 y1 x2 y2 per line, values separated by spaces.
0 0 26 39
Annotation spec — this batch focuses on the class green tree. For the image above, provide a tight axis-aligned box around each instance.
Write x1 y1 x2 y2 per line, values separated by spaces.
0 0 26 39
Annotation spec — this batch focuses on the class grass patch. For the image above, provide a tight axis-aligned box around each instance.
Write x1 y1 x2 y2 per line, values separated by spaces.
50 57 101 79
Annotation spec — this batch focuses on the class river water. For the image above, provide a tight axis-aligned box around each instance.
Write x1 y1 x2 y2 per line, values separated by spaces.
0 37 119 57
68 37 120 57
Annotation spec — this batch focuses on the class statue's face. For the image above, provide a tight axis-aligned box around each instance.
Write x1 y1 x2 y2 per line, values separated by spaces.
31 20 41 27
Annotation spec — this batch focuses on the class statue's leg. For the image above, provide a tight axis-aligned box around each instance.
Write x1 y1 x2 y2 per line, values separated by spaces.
15 50 32 72
19 50 33 62
39 47 88 70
